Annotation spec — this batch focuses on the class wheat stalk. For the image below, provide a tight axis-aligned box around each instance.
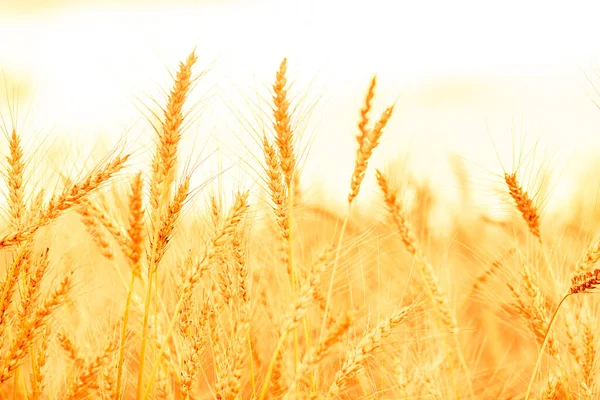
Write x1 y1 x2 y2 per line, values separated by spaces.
258 247 331 400
139 50 197 399
142 191 250 399
115 172 145 399
322 76 394 348
526 268 600 398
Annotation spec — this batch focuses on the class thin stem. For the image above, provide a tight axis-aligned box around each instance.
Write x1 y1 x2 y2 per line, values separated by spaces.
136 267 155 399
314 204 350 391
137 184 168 399
142 291 186 400
320 204 351 341
247 332 256 397
115 272 136 399
258 331 289 400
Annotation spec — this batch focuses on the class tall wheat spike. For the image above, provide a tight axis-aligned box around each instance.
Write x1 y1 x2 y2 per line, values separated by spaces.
322 76 395 347
273 58 297 191
139 50 197 399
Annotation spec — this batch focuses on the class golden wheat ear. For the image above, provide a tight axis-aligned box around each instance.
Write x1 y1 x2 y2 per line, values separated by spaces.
0 153 130 249
504 172 542 243
0 269 74 384
64 339 118 399
6 128 26 230
328 302 414 397
139 50 198 399
149 50 198 217
272 58 297 191
262 134 291 273
570 269 600 294
348 77 394 205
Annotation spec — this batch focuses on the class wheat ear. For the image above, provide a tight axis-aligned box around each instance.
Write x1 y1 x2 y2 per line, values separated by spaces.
322 76 393 342
327 304 413 397
142 192 249 400
65 340 118 400
6 129 25 230
283 312 352 398
262 135 290 272
139 50 197 400
29 326 50 400
258 247 331 400
0 270 73 383
0 153 129 249
505 172 542 243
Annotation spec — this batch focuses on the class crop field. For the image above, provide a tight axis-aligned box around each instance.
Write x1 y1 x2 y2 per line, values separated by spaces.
1 1 600 399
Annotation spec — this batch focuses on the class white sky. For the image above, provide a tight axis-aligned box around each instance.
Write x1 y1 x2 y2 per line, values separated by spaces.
1 0 600 213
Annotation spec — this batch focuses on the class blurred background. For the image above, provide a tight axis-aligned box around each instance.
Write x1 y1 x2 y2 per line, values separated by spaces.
1 0 600 214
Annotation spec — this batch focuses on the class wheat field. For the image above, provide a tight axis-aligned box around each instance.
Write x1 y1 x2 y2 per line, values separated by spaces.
1 45 600 400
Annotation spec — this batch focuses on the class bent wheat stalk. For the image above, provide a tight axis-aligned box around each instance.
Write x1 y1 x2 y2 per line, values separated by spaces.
526 268 600 399
525 293 571 400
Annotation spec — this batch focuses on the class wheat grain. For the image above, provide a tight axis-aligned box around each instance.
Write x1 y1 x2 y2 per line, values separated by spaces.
6 129 25 229
29 326 50 400
64 339 117 400
0 270 73 383
127 172 145 277
149 50 197 215
285 311 352 398
78 204 116 260
0 153 129 249
151 175 191 269
348 80 393 204
57 331 82 364
328 304 413 397
505 172 542 243
273 58 297 191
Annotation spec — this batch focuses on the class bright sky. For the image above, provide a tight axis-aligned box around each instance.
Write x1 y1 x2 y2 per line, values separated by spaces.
2 0 600 213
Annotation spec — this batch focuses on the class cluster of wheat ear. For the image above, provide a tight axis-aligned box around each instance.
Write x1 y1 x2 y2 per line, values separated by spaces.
1 48 600 399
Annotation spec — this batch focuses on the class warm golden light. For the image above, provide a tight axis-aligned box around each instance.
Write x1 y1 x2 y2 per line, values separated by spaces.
3 0 600 208
1 0 600 399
